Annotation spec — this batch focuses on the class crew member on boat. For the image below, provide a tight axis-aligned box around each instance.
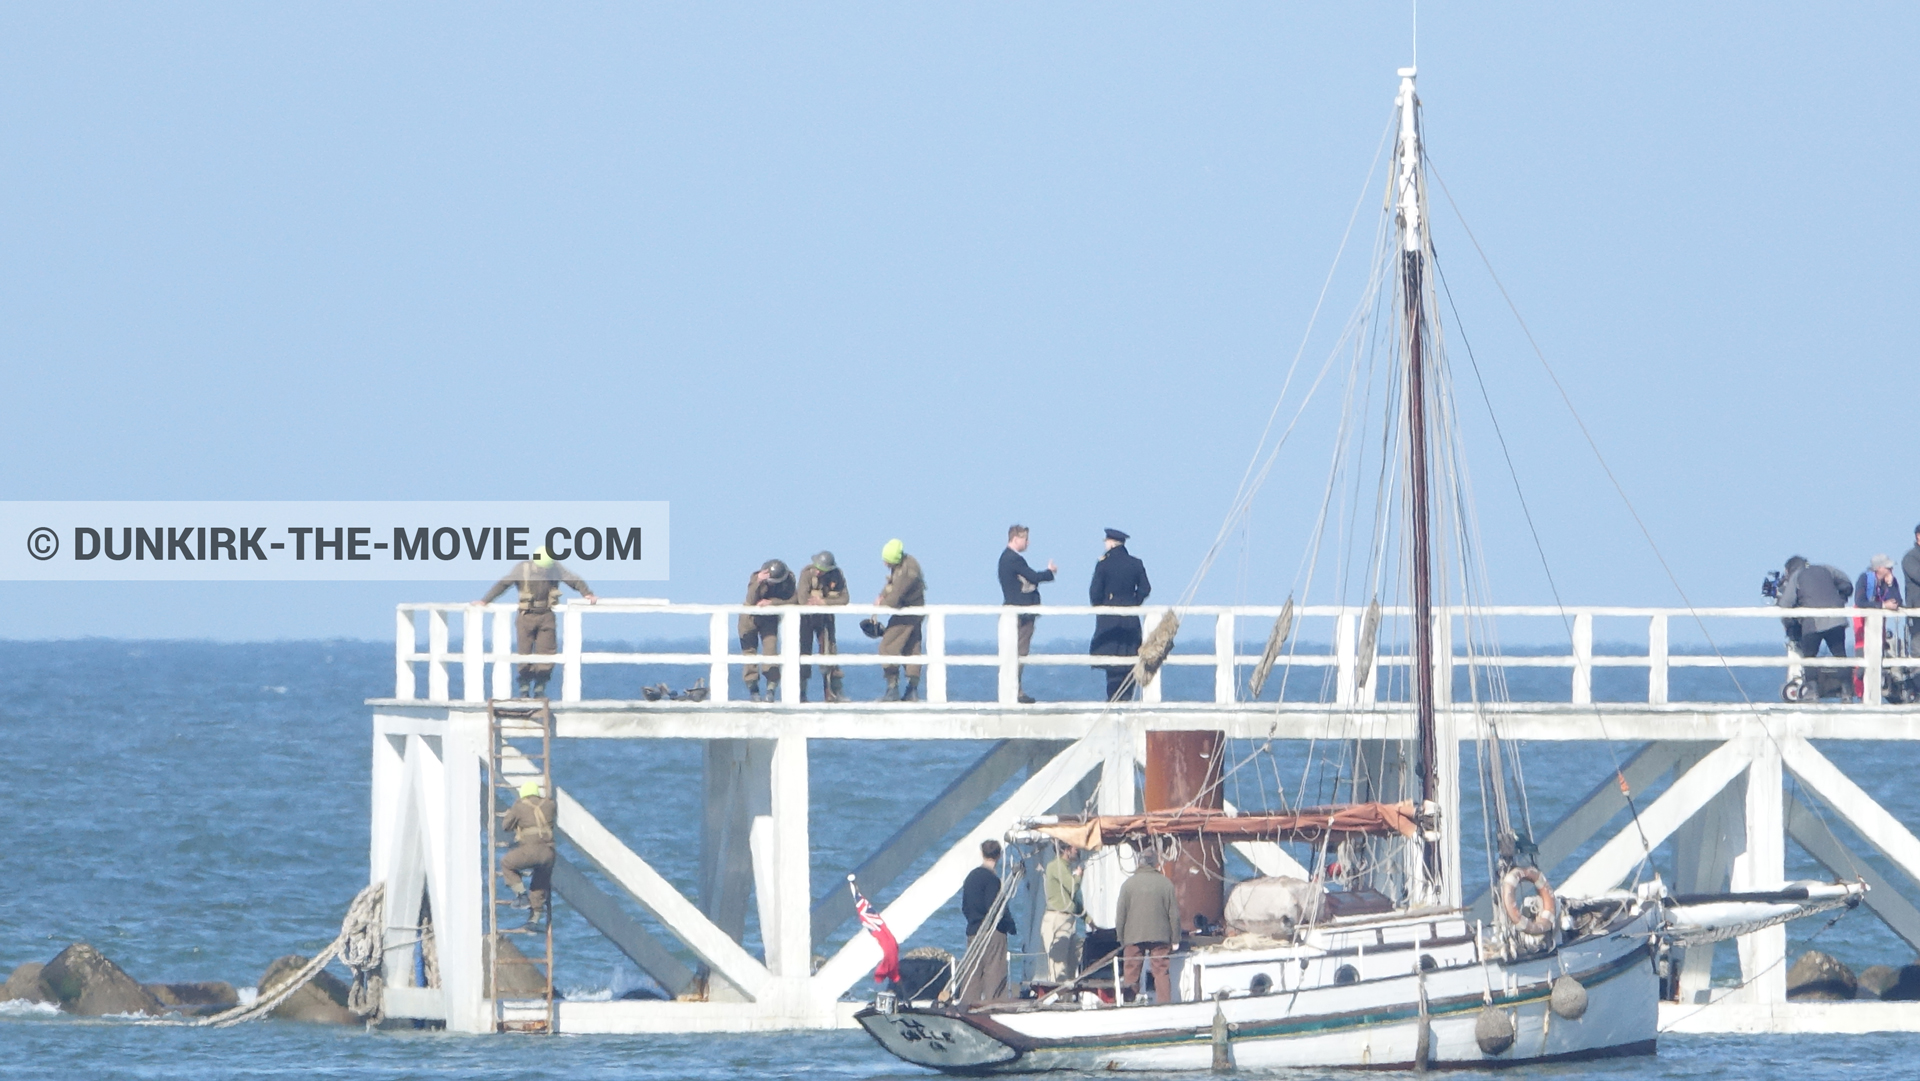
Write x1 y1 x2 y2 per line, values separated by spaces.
957 840 1017 1003
476 547 597 699
1041 840 1083 982
875 539 926 702
739 559 798 702
1115 847 1180 1003
797 550 849 702
1089 528 1150 701
500 781 557 928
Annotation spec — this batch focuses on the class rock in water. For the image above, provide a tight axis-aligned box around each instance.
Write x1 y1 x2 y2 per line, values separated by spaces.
1 962 55 1004
1857 964 1901 999
1786 951 1858 1001
486 934 548 997
1877 963 1920 1002
258 955 357 1024
41 944 164 1016
147 981 240 1016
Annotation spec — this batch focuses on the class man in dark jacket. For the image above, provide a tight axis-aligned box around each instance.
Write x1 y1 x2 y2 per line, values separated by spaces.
998 525 1057 704
1115 848 1181 1003
957 839 1017 1003
1777 555 1854 699
1089 529 1150 701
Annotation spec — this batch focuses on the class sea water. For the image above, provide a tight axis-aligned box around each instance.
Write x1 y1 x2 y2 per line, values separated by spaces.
3 638 1916 1080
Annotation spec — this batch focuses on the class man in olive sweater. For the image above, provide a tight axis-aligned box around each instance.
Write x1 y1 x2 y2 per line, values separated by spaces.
1115 848 1181 1003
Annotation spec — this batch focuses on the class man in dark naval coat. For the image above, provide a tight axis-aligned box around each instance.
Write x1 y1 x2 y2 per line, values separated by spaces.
1088 528 1150 701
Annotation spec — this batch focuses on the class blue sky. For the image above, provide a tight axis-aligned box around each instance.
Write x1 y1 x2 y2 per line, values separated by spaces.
2 3 1914 640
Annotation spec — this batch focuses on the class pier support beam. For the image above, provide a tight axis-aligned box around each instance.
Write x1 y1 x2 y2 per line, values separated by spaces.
1733 739 1786 1004
1082 724 1139 930
762 734 812 994
1671 746 1743 1004
701 740 772 1000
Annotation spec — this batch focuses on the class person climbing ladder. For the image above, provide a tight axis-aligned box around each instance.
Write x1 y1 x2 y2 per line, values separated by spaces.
499 780 557 929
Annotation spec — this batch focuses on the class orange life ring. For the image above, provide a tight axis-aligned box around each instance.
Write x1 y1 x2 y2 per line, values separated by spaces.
1499 866 1556 937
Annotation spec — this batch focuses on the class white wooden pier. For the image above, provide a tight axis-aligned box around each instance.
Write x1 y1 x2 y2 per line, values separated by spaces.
367 600 1920 1035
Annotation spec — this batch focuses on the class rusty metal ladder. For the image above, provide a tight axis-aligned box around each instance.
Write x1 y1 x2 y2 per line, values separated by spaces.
486 698 556 1033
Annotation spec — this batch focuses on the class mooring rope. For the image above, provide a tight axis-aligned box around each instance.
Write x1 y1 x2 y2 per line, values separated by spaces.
194 882 386 1028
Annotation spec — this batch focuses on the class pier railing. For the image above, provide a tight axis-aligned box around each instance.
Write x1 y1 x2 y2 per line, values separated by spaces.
390 602 1920 707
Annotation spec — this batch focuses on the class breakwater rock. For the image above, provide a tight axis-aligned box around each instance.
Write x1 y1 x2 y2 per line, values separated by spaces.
259 955 357 1025
1785 951 1857 1001
147 981 240 1017
41 944 166 1017
1 962 55 1004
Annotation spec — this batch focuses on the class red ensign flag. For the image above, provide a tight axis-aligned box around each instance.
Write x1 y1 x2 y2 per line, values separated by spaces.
848 875 899 984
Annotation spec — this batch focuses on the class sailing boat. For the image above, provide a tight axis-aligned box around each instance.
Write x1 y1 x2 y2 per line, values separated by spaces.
855 66 1864 1073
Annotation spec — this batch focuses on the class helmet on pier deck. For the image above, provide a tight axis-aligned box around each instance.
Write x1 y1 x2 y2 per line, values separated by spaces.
518 781 542 798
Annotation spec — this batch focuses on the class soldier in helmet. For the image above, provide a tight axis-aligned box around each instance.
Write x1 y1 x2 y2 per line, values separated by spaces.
499 780 557 929
875 539 926 702
797 550 849 702
740 559 798 701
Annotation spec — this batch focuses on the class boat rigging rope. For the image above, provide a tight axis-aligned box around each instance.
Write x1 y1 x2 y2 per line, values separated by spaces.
1426 157 1865 883
195 882 386 1028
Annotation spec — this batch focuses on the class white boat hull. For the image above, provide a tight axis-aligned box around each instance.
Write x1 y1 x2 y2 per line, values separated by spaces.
857 911 1658 1073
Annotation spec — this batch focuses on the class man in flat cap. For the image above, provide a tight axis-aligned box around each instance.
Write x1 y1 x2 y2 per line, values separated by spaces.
1089 528 1150 701
740 559 798 701
797 550 849 702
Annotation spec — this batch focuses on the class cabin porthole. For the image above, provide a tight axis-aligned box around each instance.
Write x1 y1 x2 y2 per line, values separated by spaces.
1419 954 1437 972
1248 974 1273 996
1334 964 1360 985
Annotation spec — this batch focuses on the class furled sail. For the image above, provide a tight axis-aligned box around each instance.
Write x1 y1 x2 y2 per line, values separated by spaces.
1028 802 1420 850
1662 881 1866 945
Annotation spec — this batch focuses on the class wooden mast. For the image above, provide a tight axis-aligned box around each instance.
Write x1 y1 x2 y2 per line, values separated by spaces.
1393 67 1443 897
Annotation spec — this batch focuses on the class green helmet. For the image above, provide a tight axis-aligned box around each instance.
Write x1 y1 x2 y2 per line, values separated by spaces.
882 539 905 565
533 547 555 569
519 781 541 798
